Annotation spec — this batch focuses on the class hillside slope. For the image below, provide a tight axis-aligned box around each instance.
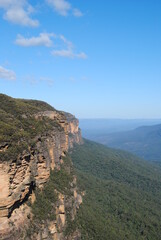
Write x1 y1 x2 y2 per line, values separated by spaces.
70 140 161 240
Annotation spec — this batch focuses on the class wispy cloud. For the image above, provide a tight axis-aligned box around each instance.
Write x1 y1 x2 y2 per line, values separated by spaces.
24 75 54 86
52 49 87 59
52 35 87 59
73 8 83 17
15 33 55 47
46 0 83 17
0 0 39 27
0 1 82 27
15 32 87 59
46 0 70 16
40 77 54 86
0 66 16 80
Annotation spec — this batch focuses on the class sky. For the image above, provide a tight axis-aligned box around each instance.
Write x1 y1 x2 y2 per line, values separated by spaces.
0 0 161 119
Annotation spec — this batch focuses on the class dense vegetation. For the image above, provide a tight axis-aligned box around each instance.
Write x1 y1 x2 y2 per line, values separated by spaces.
0 94 61 161
32 171 58 222
83 124 161 162
32 155 74 221
70 140 161 240
27 155 75 237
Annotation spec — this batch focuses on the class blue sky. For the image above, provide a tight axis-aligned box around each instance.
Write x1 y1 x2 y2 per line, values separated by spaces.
0 0 161 118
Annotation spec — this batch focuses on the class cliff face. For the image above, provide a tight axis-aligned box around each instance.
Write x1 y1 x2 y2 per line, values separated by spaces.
0 98 83 240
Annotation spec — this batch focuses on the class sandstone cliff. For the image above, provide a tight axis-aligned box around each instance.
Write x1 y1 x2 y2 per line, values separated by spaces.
0 95 83 240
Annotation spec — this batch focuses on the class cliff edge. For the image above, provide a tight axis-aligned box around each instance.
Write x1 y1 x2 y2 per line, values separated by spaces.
0 94 83 240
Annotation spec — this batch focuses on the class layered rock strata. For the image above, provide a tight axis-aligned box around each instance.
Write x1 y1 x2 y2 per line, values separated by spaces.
0 110 82 239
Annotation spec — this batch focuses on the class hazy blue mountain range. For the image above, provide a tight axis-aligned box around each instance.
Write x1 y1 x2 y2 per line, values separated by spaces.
79 119 161 138
80 119 161 162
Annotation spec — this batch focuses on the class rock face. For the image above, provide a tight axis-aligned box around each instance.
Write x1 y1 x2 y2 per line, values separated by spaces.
0 110 82 240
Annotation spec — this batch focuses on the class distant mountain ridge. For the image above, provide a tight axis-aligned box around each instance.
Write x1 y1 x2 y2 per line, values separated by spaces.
80 119 161 144
89 123 161 162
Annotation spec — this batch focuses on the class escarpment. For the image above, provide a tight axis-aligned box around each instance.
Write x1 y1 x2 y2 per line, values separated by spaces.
0 94 83 240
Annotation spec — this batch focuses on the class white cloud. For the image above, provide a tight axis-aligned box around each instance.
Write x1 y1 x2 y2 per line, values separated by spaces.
46 0 82 17
46 0 70 16
52 49 87 59
0 0 82 26
52 35 87 59
15 32 87 59
0 0 39 27
0 66 16 80
73 8 83 17
60 35 73 48
15 33 55 47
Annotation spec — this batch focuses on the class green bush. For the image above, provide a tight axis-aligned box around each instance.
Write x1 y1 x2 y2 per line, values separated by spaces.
32 171 58 221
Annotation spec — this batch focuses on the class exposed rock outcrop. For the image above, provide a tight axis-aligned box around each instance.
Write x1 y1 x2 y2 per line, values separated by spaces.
0 109 82 240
